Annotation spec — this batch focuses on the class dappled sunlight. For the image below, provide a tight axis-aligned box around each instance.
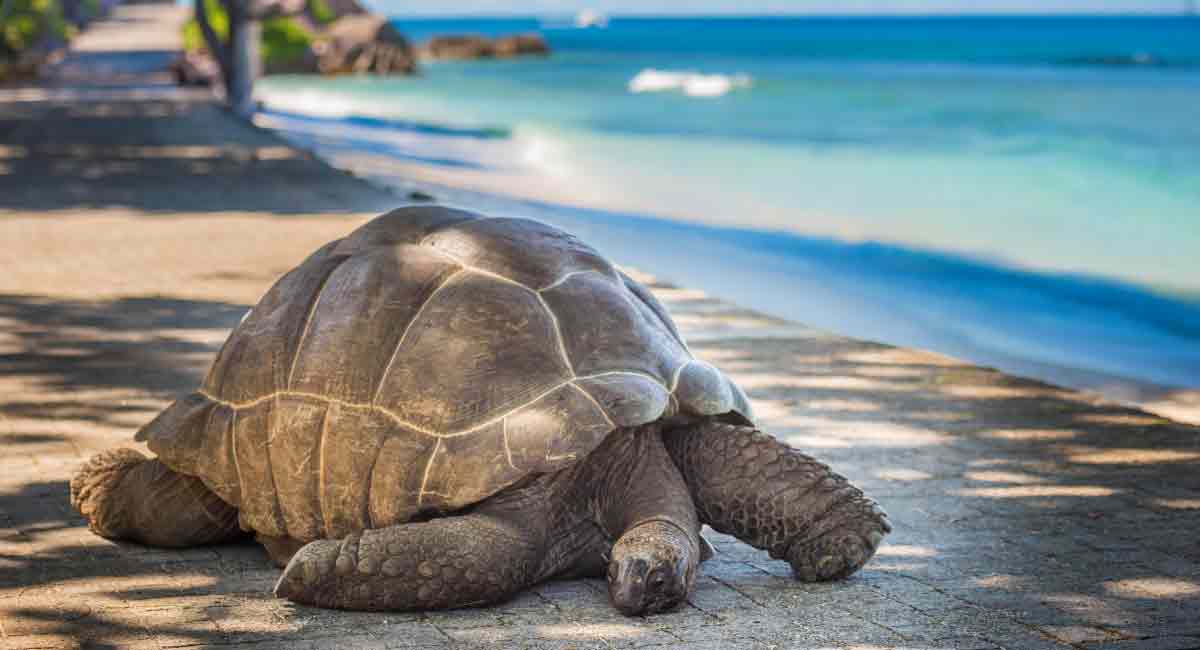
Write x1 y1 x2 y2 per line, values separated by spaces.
872 468 933 481
532 623 653 639
804 398 882 412
963 470 1044 485
841 348 964 368
19 143 300 161
1151 498 1200 510
783 433 852 449
1075 413 1165 427
955 485 1119 498
735 373 911 392
0 95 393 215
981 428 1081 441
1103 578 1200 600
649 286 711 303
940 383 1078 401
776 416 950 448
909 410 974 422
973 574 1034 590
876 544 937 558
742 398 796 421
854 365 929 379
1065 447 1200 465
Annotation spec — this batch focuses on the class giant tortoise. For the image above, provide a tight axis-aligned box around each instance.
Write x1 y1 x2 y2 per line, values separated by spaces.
71 206 890 616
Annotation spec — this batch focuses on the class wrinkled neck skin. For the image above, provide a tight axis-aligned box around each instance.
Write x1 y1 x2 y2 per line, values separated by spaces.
483 423 701 613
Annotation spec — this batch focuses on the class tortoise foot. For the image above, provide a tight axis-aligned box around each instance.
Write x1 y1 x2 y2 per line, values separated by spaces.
70 448 148 539
71 448 241 547
786 502 891 582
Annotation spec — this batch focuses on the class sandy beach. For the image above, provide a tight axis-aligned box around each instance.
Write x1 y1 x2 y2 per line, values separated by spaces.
2 6 1199 650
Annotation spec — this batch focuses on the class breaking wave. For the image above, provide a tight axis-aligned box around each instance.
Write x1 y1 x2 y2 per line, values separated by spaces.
627 68 751 97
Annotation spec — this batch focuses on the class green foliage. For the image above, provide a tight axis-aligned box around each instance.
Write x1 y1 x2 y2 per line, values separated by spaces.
181 0 228 54
181 0 315 70
1 0 72 58
261 14 312 66
307 0 335 26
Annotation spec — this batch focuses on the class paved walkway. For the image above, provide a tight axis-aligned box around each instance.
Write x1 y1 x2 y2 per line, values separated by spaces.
2 7 1199 650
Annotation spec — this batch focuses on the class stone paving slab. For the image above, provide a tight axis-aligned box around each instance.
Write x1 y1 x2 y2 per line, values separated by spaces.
3 7 1200 650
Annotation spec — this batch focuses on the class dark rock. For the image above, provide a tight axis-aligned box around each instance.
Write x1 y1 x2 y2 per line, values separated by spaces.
170 52 219 87
493 33 549 58
314 15 417 75
407 191 436 202
419 33 550 61
419 34 495 60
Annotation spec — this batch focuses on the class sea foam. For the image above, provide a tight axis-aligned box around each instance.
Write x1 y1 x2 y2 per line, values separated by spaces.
627 69 751 97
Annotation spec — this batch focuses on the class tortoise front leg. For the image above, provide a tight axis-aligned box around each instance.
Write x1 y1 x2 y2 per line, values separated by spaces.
590 426 702 616
663 421 890 582
274 511 545 611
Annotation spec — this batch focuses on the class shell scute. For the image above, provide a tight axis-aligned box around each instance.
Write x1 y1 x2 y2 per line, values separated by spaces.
576 373 673 428
288 245 460 403
319 405 390 538
422 217 617 289
367 424 437 529
203 240 348 403
233 399 286 537
503 383 612 474
269 396 327 541
542 271 689 384
417 421 523 513
332 206 480 256
373 271 573 432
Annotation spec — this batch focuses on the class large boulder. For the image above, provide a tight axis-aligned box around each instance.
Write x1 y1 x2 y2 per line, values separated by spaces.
493 33 550 58
419 33 550 61
419 34 494 60
314 15 416 75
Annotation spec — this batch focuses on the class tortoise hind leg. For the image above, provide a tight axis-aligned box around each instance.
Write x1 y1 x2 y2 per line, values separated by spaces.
71 448 243 548
274 511 544 611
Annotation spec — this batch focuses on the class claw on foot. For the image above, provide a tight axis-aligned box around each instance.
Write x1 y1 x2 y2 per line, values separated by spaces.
274 537 350 606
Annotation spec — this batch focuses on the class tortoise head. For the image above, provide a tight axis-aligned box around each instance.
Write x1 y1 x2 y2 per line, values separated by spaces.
607 520 698 616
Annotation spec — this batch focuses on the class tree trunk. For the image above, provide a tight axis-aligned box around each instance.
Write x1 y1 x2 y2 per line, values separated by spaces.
194 0 232 84
228 13 259 118
196 0 258 118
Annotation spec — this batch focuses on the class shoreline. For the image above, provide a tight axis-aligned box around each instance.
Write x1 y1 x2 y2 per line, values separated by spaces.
252 110 1200 427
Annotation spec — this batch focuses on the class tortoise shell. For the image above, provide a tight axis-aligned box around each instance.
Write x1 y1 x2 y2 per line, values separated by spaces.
136 207 753 542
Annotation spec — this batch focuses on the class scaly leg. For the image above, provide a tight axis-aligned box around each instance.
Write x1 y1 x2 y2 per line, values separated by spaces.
663 422 890 582
273 511 544 611
70 448 242 547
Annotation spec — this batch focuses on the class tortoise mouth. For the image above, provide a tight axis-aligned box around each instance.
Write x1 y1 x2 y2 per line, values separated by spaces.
607 552 690 616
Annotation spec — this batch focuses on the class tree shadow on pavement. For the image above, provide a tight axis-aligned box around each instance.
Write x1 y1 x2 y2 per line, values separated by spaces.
0 97 396 216
0 293 246 429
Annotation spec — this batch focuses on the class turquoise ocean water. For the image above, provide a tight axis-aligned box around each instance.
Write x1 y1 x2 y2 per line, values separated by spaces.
255 16 1200 404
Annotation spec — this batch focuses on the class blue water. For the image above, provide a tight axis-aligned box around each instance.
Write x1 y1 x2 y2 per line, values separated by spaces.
255 16 1200 401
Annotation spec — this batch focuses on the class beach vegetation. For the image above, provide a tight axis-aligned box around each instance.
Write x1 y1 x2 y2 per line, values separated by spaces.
307 0 336 26
0 0 74 81
182 0 315 71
